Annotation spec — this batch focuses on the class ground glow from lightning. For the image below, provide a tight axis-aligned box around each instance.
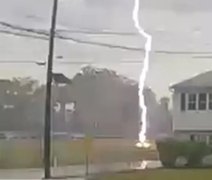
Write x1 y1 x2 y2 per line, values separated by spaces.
132 0 152 148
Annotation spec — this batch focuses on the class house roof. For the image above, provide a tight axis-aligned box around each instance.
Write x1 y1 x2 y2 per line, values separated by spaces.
0 79 11 87
0 79 11 83
170 70 212 89
52 73 71 84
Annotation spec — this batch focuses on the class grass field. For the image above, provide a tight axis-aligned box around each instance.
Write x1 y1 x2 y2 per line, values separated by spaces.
92 169 212 180
0 139 158 168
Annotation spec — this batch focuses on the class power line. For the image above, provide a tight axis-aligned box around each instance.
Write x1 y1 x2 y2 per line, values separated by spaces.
192 55 212 59
58 60 144 64
0 61 38 64
1 21 212 55
0 21 143 52
57 34 142 52
0 30 47 40
0 60 145 64
0 21 138 36
57 29 138 36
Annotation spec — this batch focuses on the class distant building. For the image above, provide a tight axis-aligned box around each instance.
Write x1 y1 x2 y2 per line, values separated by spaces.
170 71 212 144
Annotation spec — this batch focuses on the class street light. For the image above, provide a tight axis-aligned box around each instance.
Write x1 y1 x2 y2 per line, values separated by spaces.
44 0 58 179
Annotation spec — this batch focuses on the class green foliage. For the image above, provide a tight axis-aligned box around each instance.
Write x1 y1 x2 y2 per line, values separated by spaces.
0 139 158 168
156 139 212 168
92 169 212 180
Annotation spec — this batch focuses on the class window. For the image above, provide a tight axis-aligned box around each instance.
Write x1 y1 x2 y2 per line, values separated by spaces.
209 94 212 110
188 94 196 110
190 135 195 141
181 93 186 111
209 136 212 145
198 93 207 110
195 135 207 142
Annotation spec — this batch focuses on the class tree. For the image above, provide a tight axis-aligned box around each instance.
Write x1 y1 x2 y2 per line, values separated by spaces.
0 77 41 131
54 65 172 139
0 68 173 140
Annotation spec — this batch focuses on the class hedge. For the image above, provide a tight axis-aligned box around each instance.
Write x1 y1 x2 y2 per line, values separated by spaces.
156 139 212 168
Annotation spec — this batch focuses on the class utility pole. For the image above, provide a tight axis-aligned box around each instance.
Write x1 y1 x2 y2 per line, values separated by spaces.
44 0 58 178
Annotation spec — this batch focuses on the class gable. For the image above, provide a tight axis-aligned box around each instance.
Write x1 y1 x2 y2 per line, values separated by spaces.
170 71 212 90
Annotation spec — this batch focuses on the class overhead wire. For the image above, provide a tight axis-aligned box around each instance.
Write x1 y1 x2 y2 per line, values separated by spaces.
0 60 145 65
1 21 212 55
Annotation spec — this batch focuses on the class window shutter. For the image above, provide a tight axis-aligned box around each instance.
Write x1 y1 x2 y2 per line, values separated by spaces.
181 93 186 111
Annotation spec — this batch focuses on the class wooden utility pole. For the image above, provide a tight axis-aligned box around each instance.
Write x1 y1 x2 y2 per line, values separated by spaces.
44 0 58 178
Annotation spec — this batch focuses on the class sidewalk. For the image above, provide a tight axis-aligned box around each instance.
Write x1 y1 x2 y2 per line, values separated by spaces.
0 161 161 179
0 163 130 179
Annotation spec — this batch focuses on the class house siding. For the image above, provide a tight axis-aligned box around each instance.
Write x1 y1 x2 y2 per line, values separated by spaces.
173 91 212 132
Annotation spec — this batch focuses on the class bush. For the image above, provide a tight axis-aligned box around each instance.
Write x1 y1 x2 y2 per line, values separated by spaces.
156 139 212 168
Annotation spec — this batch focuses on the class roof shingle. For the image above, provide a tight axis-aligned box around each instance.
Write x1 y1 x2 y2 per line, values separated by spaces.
170 70 212 89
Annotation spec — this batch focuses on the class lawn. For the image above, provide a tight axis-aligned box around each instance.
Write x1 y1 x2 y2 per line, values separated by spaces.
0 139 158 168
92 169 212 180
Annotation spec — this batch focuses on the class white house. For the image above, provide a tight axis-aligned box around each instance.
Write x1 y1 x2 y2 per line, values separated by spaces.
170 71 212 144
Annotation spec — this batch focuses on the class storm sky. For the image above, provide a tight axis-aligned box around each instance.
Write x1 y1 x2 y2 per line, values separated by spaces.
1 0 212 97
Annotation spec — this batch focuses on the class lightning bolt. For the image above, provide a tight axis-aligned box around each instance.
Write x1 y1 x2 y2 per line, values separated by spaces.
132 0 152 147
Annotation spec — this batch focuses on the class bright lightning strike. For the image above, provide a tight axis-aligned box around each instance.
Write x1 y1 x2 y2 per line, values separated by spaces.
132 0 152 147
